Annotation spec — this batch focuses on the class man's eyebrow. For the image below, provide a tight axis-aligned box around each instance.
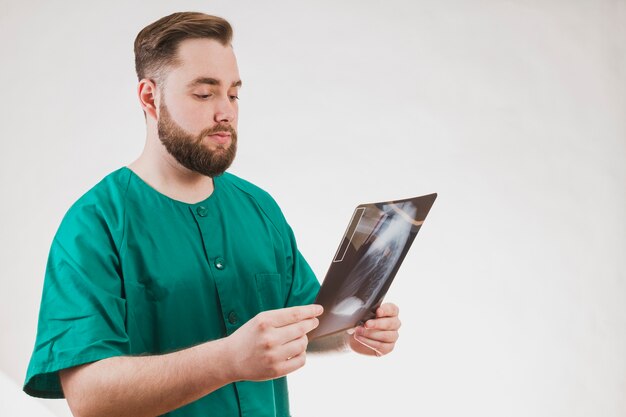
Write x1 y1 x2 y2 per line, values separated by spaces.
187 77 242 88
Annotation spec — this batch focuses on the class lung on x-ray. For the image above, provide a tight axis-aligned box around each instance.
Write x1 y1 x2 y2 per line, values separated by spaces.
308 193 437 340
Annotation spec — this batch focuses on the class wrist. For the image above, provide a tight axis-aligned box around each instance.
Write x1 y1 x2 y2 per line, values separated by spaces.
197 337 238 386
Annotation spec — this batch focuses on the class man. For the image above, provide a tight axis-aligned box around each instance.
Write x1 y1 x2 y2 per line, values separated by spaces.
24 12 401 417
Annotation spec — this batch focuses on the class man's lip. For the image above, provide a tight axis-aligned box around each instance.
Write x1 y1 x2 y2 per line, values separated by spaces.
206 132 231 145
209 132 231 137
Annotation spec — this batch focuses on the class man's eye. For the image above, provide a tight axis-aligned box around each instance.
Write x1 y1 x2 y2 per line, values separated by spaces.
229 95 239 101
194 94 212 99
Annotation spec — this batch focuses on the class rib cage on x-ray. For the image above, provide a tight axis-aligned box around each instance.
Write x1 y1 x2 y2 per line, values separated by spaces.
331 201 418 316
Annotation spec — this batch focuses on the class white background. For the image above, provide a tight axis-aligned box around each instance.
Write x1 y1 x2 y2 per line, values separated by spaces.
1 1 625 416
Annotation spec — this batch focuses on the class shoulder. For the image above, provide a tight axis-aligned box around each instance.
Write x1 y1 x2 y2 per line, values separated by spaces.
55 168 131 246
219 172 276 203
65 167 131 217
218 172 288 227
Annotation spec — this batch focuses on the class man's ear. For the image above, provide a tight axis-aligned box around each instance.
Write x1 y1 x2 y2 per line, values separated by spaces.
138 79 159 121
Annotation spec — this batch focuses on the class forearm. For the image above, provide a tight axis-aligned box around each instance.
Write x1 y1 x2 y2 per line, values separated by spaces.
60 338 233 417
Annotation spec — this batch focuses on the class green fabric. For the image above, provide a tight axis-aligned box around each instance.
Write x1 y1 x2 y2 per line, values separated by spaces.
24 167 320 417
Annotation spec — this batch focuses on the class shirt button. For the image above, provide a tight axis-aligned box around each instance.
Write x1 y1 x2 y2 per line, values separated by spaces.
196 206 208 217
215 257 225 270
228 311 238 325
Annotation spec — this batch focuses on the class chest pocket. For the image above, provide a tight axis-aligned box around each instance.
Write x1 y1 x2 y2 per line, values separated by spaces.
255 273 284 311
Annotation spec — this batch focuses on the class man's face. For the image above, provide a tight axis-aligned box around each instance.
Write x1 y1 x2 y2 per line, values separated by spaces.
156 38 241 177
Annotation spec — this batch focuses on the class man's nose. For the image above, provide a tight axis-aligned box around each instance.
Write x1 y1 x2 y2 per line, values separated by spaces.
214 96 236 123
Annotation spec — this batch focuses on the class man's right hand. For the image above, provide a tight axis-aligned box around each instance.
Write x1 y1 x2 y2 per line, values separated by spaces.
58 305 323 417
225 304 323 381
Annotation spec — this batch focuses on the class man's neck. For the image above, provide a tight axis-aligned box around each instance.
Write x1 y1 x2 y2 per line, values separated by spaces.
127 139 215 204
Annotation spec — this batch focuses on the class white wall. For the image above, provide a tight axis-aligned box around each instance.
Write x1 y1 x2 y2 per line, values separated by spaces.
1 1 624 416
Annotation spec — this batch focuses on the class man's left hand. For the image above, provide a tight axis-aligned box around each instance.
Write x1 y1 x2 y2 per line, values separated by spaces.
348 303 400 357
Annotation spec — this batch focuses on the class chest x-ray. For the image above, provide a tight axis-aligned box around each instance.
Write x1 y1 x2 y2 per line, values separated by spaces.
309 193 437 340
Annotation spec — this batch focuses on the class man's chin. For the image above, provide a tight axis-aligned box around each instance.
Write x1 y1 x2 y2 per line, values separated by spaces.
211 144 230 152
201 156 236 177
202 142 232 154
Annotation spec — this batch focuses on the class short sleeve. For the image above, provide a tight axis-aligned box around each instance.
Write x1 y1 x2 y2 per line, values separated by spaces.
24 199 129 398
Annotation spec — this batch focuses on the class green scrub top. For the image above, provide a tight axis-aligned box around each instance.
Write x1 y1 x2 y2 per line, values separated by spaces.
24 167 320 417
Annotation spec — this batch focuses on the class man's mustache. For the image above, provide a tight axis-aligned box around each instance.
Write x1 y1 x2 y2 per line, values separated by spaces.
201 124 237 137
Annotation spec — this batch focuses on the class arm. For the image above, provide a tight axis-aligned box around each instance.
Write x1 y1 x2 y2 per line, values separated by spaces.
60 304 323 417
60 339 229 417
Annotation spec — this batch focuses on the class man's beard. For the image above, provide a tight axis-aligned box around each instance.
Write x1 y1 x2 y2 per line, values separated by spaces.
157 101 237 177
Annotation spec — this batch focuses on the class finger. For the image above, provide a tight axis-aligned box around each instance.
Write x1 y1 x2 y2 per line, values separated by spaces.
363 316 401 331
275 317 319 343
276 350 307 376
353 334 395 355
355 327 399 343
276 334 309 361
376 303 399 318
265 304 324 327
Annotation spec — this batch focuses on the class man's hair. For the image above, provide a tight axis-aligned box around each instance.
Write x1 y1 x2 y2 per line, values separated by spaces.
134 12 233 82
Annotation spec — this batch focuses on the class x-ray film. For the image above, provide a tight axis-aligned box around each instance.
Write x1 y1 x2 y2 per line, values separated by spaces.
308 193 437 340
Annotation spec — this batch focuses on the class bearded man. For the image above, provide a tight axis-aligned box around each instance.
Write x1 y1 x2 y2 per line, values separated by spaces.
24 12 401 417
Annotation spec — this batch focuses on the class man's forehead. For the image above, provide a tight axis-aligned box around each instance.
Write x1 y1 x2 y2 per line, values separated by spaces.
171 39 241 87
